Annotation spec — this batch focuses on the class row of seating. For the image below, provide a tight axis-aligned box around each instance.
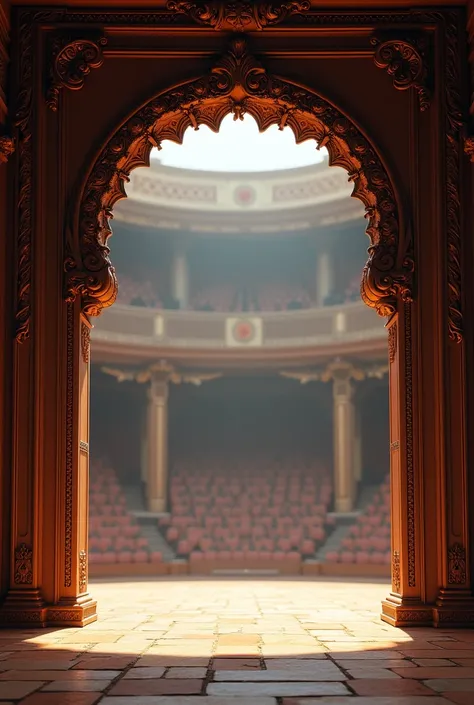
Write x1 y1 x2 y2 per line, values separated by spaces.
89 461 163 564
159 458 333 557
325 475 390 565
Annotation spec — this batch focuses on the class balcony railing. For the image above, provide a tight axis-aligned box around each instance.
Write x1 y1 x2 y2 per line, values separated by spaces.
91 301 386 352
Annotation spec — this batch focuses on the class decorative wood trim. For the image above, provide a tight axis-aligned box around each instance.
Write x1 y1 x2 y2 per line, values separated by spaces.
46 35 107 112
81 322 90 363
392 550 401 593
14 12 35 343
404 302 416 587
14 544 33 585
79 550 87 593
442 12 463 343
448 543 467 584
70 36 411 323
0 135 14 163
371 34 431 112
166 1 311 31
388 322 397 363
64 302 74 588
390 440 400 451
79 440 89 453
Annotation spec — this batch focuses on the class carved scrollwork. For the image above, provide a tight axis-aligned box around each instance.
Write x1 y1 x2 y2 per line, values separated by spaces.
371 35 430 112
166 1 311 31
14 544 33 585
0 135 15 163
46 35 107 111
70 37 410 320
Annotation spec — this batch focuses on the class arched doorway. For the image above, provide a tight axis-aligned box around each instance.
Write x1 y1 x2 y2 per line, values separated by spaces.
2 26 472 629
70 38 413 627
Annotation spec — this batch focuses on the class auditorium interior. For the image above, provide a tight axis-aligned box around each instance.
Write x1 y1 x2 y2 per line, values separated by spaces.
1 1 474 703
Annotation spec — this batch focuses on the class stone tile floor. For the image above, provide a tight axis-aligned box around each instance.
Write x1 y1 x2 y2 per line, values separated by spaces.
0 577 473 704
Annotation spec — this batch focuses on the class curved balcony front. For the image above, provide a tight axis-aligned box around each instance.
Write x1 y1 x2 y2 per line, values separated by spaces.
91 301 387 364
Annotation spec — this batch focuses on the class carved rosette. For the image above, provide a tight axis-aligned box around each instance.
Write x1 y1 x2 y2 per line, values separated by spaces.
0 135 15 163
371 35 430 112
14 544 33 585
388 322 397 363
47 35 107 111
448 543 467 584
70 38 410 321
166 1 311 31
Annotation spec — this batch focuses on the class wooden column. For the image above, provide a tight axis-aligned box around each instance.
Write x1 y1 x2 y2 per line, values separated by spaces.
146 373 169 513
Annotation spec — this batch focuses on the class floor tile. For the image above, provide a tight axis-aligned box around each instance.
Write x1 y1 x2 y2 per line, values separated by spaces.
207 681 350 696
0 681 45 698
108 678 203 695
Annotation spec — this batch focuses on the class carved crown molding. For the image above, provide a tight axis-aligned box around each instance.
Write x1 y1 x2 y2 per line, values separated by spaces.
166 1 311 31
46 35 107 112
371 34 431 112
0 135 15 163
70 37 411 321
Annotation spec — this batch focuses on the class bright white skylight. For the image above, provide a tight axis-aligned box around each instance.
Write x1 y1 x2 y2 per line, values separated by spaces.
152 113 326 172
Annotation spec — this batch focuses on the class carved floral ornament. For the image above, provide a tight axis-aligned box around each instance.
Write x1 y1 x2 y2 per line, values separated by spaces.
47 35 107 112
166 1 311 31
69 38 412 321
371 34 431 112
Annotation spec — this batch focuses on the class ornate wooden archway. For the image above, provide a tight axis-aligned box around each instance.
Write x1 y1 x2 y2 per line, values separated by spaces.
68 37 413 321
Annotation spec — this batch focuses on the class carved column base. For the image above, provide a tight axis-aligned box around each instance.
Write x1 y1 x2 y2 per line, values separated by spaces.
381 596 432 627
0 593 97 628
432 590 474 627
46 595 97 627
0 588 47 626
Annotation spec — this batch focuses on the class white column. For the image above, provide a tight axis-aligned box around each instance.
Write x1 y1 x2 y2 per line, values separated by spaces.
146 374 169 513
333 374 356 513
316 251 333 306
171 247 189 309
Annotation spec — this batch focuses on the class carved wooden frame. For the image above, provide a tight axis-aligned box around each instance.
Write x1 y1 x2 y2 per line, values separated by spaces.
2 4 472 629
69 36 412 323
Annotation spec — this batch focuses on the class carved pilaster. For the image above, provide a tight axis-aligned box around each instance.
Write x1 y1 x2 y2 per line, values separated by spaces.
46 34 107 112
166 1 311 31
371 34 431 112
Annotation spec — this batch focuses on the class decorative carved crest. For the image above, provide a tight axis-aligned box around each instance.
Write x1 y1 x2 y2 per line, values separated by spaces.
392 550 401 593
79 550 87 593
70 38 411 321
166 1 310 31
371 34 430 112
388 322 397 363
448 543 467 584
14 544 33 585
81 321 90 363
0 135 15 163
46 35 107 111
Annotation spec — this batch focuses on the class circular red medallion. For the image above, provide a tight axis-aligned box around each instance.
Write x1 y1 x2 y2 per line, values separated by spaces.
234 185 256 207
232 319 255 344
